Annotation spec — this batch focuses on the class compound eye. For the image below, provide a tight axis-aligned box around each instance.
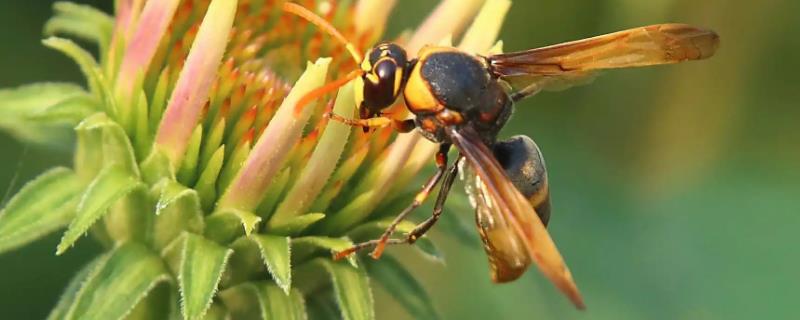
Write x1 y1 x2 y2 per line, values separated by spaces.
363 59 399 110
374 59 398 88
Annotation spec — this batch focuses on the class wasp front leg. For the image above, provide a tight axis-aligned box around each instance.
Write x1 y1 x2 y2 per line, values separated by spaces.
325 112 416 133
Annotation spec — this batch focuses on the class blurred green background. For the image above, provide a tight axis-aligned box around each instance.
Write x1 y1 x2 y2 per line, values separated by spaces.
1 0 798 319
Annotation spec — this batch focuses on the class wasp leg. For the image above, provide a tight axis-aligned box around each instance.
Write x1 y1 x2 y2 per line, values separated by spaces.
333 238 410 260
407 156 460 244
368 144 451 259
334 145 451 260
325 112 416 133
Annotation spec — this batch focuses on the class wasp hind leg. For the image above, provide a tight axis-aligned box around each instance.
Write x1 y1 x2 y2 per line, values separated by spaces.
333 144 451 260
406 157 460 244
325 112 416 133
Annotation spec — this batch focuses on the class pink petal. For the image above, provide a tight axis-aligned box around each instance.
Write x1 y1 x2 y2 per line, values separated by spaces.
217 59 331 212
115 0 181 97
155 0 238 167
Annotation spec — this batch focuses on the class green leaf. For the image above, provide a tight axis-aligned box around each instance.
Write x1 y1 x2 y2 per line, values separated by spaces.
47 257 101 320
27 93 98 124
298 259 375 320
74 113 140 177
268 212 325 236
180 233 233 320
307 292 342 320
65 243 170 320
364 256 439 320
151 179 205 250
57 164 142 255
254 284 307 320
0 82 87 145
43 37 115 117
348 219 445 263
249 234 291 293
202 303 229 320
44 1 114 57
0 167 82 254
140 148 176 185
292 236 357 267
125 282 175 320
206 209 261 244
218 283 261 319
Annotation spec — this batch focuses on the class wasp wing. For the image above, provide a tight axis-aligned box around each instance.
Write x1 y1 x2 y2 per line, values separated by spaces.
490 23 719 100
447 126 585 309
461 159 533 283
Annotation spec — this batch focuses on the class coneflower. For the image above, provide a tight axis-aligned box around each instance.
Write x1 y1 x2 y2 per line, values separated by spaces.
0 0 510 319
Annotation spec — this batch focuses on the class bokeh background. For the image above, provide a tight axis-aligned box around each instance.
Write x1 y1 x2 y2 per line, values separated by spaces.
1 0 798 319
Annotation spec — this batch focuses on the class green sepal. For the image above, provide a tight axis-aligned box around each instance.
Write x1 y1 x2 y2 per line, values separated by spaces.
141 148 176 185
64 242 170 320
125 282 175 320
57 164 143 255
219 282 306 320
74 113 140 178
103 186 151 244
255 284 307 320
364 255 440 320
180 233 233 320
295 259 374 320
151 179 205 250
205 208 261 244
218 283 262 320
202 303 229 320
0 167 82 254
291 236 357 267
268 212 325 236
249 234 292 294
47 257 102 320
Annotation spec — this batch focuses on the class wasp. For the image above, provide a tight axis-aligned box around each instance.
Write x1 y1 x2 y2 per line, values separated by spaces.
284 2 719 309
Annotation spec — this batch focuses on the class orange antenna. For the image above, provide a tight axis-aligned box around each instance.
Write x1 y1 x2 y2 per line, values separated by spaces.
282 2 363 64
293 69 364 115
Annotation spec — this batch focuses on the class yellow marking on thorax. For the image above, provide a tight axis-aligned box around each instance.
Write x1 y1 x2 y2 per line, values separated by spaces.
404 45 464 113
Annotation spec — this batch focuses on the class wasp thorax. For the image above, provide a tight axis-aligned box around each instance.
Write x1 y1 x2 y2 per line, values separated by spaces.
356 42 409 118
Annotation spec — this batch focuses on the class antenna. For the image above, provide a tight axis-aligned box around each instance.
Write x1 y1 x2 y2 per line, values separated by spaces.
293 69 363 115
282 2 363 64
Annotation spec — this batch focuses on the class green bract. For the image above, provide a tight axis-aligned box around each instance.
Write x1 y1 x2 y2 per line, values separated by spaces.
0 0 510 319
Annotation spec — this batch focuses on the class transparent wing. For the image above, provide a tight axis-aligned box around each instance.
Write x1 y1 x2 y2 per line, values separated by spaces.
490 23 719 100
447 126 585 309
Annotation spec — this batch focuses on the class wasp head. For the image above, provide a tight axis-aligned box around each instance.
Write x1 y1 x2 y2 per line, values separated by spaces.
354 42 409 119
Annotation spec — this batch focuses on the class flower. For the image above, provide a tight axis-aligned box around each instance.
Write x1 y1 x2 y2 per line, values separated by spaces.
0 0 510 319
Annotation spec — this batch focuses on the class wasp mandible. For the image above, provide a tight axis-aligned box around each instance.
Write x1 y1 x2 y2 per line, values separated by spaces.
284 2 719 309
